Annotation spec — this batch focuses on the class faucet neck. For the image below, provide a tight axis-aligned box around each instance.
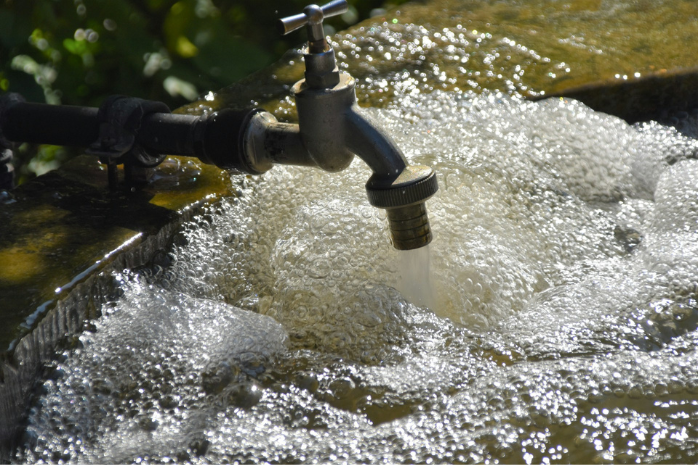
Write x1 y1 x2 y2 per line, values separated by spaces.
304 48 340 89
278 1 347 88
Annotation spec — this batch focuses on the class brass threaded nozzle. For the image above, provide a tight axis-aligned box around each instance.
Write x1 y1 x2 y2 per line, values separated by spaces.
365 165 438 250
387 203 433 250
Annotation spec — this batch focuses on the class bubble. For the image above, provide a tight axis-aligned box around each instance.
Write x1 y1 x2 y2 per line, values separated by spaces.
17 79 698 465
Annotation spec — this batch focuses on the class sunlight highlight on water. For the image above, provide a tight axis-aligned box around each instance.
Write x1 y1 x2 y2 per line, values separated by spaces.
14 89 698 464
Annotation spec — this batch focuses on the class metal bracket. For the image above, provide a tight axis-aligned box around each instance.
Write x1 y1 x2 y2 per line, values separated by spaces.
87 96 171 189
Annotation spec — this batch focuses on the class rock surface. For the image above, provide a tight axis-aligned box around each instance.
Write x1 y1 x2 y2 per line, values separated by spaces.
206 0 698 122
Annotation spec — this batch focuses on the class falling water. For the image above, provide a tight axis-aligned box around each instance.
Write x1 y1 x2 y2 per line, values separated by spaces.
396 245 437 310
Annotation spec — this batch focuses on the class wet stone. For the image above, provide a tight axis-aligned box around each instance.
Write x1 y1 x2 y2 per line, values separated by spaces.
202 0 698 124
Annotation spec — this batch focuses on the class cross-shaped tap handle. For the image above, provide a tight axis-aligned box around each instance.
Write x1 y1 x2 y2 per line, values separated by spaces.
279 0 348 52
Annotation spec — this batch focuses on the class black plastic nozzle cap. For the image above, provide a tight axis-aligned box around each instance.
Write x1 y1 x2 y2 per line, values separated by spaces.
365 165 438 209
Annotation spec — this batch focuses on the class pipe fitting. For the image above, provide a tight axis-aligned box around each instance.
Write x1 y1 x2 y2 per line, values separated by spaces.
365 165 438 207
87 96 171 168
386 203 433 250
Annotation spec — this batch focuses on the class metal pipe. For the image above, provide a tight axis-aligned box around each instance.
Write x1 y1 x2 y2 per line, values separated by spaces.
0 97 266 175
2 102 99 147
138 113 199 157
1 100 206 157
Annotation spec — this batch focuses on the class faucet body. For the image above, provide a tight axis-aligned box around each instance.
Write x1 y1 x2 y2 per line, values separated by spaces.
246 74 406 175
237 63 438 249
238 1 439 249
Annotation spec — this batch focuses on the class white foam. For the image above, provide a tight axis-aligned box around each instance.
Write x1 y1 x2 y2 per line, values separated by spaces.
17 91 698 463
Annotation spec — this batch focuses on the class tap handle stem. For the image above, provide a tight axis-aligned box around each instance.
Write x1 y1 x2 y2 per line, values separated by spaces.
279 0 348 43
278 13 308 36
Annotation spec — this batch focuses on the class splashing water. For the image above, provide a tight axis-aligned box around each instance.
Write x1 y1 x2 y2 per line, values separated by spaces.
14 91 698 464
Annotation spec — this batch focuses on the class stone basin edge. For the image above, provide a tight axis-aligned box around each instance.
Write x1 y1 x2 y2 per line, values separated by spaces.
0 155 231 461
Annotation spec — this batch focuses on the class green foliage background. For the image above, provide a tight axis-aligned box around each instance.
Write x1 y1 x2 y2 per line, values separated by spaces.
0 0 408 184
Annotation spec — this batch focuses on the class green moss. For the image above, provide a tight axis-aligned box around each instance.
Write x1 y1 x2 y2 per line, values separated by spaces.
198 0 698 120
0 155 230 351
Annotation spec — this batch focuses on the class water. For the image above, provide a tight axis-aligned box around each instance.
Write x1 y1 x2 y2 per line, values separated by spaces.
397 246 437 310
238 0 698 121
15 91 698 463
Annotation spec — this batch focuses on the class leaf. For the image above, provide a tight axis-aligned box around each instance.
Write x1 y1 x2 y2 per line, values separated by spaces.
176 35 199 58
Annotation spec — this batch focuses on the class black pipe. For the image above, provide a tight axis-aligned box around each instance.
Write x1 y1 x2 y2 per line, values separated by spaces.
1 100 203 157
138 113 200 157
2 102 100 147
0 100 203 155
0 98 259 173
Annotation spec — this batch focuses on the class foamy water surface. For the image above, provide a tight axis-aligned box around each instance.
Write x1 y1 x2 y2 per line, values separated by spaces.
15 91 698 463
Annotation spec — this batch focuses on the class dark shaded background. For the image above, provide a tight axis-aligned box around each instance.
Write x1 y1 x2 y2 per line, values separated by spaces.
0 0 408 183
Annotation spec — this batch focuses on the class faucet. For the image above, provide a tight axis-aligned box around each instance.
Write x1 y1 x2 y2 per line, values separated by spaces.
237 0 439 250
0 0 438 250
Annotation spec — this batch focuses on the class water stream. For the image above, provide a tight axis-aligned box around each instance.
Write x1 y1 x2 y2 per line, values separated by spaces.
14 88 698 463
